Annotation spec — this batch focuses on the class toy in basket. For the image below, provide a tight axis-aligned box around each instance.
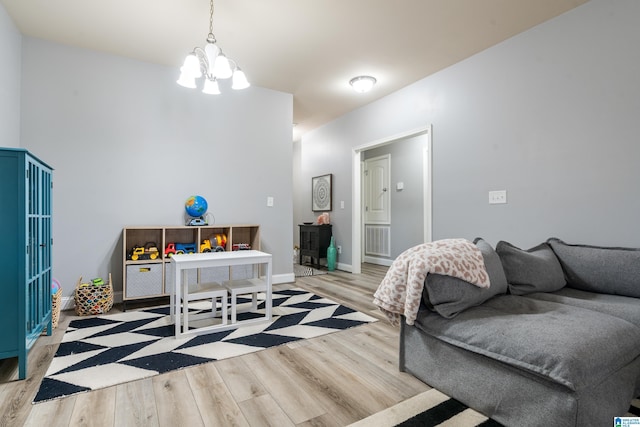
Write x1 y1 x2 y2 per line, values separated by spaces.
75 273 114 316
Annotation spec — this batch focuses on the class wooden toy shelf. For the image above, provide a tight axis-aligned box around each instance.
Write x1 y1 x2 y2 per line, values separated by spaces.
122 225 259 310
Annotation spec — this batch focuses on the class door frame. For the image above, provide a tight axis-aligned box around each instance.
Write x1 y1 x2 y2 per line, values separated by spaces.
351 125 432 274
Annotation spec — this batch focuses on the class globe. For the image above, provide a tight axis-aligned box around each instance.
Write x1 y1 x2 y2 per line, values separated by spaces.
185 195 208 217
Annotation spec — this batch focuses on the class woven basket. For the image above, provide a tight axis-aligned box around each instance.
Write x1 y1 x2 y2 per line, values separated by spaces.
52 288 62 328
75 273 114 316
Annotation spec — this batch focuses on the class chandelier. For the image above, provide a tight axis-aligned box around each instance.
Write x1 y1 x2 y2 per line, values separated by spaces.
177 0 249 94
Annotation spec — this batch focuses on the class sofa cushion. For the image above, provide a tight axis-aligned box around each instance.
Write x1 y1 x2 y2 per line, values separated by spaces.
547 238 640 298
526 287 640 328
496 241 566 295
414 294 640 392
424 238 508 318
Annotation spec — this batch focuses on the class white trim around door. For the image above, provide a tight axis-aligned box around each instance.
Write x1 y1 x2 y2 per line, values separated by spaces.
351 125 433 274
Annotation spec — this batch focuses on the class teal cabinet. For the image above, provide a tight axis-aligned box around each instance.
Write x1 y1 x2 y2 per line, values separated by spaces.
0 148 53 380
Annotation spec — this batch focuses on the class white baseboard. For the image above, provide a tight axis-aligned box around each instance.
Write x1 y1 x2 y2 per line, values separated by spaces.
363 256 393 267
274 273 295 284
336 262 353 272
60 296 75 311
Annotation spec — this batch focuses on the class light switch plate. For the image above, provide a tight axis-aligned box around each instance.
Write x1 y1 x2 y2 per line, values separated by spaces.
489 190 507 204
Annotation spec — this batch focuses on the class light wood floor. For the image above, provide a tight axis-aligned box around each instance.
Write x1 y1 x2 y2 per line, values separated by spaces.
0 264 430 427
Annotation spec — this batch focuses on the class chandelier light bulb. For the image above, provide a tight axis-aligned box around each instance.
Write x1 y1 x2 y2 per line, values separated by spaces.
176 70 197 88
232 69 250 90
213 54 233 79
182 54 202 78
202 77 221 95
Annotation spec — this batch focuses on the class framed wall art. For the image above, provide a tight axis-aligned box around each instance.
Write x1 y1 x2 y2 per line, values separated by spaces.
312 174 332 212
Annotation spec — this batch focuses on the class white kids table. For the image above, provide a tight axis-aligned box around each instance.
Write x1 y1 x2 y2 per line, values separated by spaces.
169 250 272 338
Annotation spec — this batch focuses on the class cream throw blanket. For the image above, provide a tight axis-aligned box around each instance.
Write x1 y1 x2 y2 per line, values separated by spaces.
373 238 490 326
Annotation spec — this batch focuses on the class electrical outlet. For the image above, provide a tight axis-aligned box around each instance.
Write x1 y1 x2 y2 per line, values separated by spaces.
488 190 507 204
337 245 342 254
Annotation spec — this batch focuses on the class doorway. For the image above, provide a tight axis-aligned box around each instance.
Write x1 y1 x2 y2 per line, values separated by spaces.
352 125 432 274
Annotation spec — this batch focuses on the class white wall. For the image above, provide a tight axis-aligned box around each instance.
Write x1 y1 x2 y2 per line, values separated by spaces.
0 3 21 147
297 0 640 269
20 37 294 300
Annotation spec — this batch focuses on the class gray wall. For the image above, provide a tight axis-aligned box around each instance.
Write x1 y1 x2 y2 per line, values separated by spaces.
363 134 427 260
295 130 352 267
0 4 21 148
18 37 294 301
297 0 640 269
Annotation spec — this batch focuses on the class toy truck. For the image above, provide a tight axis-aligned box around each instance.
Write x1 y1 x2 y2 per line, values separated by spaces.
145 243 159 260
128 243 159 260
128 246 145 260
175 243 196 254
164 243 177 258
165 242 197 256
200 239 212 253
232 243 251 251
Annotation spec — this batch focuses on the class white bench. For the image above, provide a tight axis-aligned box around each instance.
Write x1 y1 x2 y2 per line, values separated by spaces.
223 278 271 324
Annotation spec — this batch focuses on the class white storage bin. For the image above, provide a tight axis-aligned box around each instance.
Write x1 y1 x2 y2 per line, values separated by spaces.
125 264 163 298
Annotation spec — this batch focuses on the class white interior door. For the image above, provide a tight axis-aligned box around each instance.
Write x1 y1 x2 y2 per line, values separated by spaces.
352 125 432 275
363 154 390 224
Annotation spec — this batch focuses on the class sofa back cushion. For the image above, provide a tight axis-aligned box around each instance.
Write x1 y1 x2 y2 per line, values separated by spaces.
424 238 508 318
547 238 640 298
496 241 566 295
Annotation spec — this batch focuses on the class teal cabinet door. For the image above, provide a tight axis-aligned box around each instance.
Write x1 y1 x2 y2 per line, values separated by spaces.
0 148 53 380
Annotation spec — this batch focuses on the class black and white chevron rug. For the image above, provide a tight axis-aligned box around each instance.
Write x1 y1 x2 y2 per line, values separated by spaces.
293 263 328 277
33 288 375 403
350 389 640 427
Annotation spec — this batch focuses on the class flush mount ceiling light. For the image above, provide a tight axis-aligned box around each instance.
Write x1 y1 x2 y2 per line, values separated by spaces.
349 75 377 93
177 0 249 94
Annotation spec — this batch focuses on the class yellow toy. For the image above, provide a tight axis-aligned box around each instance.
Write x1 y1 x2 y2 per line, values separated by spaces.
213 233 227 248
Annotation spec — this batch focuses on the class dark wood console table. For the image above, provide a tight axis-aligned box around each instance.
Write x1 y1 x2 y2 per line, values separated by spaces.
299 224 332 267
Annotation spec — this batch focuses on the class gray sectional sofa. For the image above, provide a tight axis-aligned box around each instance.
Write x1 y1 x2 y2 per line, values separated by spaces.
400 238 640 427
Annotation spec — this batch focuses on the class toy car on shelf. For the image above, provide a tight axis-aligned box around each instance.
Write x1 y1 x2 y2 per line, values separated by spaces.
176 243 196 254
165 242 197 256
211 233 227 248
186 217 207 226
165 243 177 257
200 239 227 253
200 239 213 252
128 242 159 261
232 243 251 251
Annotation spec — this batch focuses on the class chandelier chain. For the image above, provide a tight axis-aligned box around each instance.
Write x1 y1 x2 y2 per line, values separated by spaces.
209 0 214 36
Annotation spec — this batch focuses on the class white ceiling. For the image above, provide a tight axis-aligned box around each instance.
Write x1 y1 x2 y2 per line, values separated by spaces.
2 0 587 139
